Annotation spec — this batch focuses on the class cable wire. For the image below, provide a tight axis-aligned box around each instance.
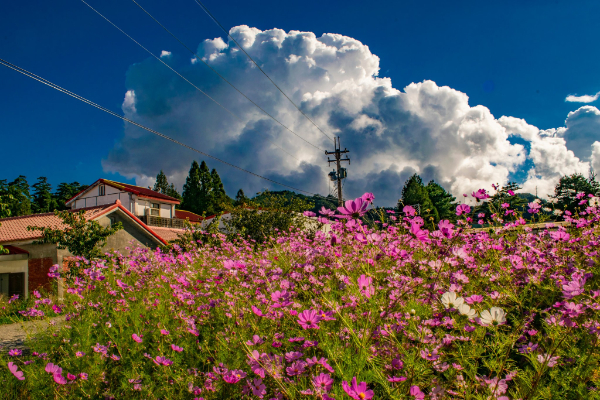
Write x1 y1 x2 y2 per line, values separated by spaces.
192 0 334 143
121 0 325 152
79 0 300 162
0 57 317 196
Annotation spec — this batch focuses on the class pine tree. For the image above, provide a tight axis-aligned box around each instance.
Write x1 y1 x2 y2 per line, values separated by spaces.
551 173 598 213
400 174 439 221
181 161 202 214
5 176 31 216
235 189 248 206
55 182 86 211
198 161 212 213
426 181 456 221
153 170 170 194
166 183 182 202
208 168 231 214
32 177 57 214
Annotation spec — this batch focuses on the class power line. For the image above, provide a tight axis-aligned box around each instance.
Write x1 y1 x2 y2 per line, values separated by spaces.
120 0 325 152
192 0 334 143
0 57 317 196
78 0 300 162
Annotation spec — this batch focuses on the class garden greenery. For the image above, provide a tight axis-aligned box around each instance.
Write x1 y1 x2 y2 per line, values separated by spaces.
2 189 600 399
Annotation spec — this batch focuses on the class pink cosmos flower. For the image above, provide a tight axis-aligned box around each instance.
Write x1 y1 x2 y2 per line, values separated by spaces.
297 309 321 329
45 363 62 375
249 378 266 398
410 222 430 243
313 373 334 393
472 189 489 200
403 205 416 217
8 349 22 357
410 385 425 399
132 333 143 343
160 329 170 335
456 204 471 216
153 356 173 366
67 373 77 381
420 348 440 361
75 351 86 357
388 376 407 382
223 369 246 383
361 192 375 204
303 211 316 217
8 362 25 381
357 274 375 298
537 354 559 367
319 206 336 217
53 374 68 385
464 295 484 304
79 373 88 380
251 305 265 317
336 197 369 219
171 344 184 352
342 377 374 400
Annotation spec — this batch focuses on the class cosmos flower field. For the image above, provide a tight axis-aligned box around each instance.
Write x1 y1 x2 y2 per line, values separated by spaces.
2 193 600 399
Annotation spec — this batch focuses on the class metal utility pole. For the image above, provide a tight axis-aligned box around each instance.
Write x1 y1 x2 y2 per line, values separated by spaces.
326 136 350 206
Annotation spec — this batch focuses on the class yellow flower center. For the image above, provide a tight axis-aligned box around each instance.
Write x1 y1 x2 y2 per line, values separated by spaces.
359 393 366 399
527 347 531 351
428 353 432 357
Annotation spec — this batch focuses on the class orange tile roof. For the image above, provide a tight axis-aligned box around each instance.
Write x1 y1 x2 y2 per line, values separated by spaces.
152 227 186 242
0 204 115 244
174 209 203 223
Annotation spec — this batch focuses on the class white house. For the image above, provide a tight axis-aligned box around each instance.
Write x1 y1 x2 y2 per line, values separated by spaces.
66 179 179 220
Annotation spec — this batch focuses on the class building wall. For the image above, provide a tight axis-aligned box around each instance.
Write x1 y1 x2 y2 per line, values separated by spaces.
73 184 132 210
135 198 173 218
0 259 28 298
28 257 53 294
95 214 159 253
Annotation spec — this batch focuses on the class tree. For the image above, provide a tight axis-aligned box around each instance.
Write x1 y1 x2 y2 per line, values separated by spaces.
208 168 231 215
198 161 212 214
0 192 12 255
27 210 123 262
400 174 439 222
1 176 31 216
32 177 57 214
153 170 170 194
55 182 86 211
475 182 527 219
234 189 248 206
181 161 202 214
426 181 456 221
224 191 315 244
166 183 182 202
550 173 599 213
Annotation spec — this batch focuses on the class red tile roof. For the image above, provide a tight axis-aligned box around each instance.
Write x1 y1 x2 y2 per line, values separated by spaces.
175 209 204 223
152 227 186 242
66 179 180 205
0 204 116 244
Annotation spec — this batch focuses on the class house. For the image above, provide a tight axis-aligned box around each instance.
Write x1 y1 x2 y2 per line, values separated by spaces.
0 179 200 299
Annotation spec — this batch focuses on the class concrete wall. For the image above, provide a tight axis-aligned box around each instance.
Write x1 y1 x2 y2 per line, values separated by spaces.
95 214 158 254
0 258 28 298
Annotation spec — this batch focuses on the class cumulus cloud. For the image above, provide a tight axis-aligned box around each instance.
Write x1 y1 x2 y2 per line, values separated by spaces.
160 50 171 58
103 25 598 205
565 91 600 103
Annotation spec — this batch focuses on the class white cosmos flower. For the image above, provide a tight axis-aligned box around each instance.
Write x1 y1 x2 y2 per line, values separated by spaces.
479 307 507 326
441 292 464 309
458 303 477 319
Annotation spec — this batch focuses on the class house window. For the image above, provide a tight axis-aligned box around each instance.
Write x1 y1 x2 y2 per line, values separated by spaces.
99 185 105 196
150 203 160 216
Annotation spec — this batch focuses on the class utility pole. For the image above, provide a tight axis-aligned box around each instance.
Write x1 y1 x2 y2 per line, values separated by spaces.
326 136 350 206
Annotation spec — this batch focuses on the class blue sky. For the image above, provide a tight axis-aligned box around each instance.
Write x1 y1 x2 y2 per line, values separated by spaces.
1 0 599 203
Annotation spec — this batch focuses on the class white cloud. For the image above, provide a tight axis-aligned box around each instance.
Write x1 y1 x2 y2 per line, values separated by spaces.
103 26 598 205
160 50 171 58
566 91 600 103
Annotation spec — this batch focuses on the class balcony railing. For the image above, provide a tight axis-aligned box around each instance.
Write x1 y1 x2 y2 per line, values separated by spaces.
137 215 187 229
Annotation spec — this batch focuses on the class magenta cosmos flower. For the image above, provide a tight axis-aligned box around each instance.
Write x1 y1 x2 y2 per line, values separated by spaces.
297 309 321 329
313 373 334 393
336 197 369 219
456 204 471 216
8 362 25 381
132 333 143 343
342 377 374 400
